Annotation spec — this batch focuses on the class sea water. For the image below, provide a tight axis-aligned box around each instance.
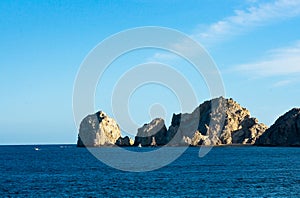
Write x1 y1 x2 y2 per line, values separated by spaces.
0 145 299 197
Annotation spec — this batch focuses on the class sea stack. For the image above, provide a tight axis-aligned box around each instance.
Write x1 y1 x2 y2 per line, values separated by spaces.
77 111 121 147
115 136 134 146
134 118 168 146
255 108 300 146
168 97 268 146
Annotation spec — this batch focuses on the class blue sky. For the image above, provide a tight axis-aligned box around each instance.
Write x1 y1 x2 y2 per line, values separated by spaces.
1 0 300 144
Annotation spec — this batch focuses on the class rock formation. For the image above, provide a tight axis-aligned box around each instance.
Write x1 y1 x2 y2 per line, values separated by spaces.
134 118 168 146
115 136 134 146
134 97 268 146
77 98 268 147
166 97 267 146
255 108 300 146
77 111 121 147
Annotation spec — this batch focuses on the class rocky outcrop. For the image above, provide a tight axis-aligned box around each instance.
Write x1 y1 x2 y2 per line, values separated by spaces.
77 111 121 147
166 97 267 146
134 118 168 146
78 98 268 147
231 117 267 144
183 131 208 146
134 97 267 146
255 108 300 146
116 136 134 146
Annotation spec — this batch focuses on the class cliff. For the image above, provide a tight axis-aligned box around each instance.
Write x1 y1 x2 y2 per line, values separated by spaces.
77 111 121 147
255 108 300 146
134 118 168 146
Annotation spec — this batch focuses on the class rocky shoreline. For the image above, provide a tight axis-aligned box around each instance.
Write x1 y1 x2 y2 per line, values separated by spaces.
77 97 300 147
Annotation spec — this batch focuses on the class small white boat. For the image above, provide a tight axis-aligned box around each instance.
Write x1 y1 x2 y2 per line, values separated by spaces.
138 143 142 148
34 147 40 151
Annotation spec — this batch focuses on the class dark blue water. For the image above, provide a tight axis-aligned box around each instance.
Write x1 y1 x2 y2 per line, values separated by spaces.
0 145 299 197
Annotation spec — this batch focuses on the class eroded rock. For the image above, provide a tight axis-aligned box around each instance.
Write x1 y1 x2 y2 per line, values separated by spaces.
255 108 300 146
116 136 134 146
134 118 168 146
77 111 121 147
144 97 268 146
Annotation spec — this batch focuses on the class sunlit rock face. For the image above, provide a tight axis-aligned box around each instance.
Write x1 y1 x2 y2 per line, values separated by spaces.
135 97 268 146
166 97 268 146
77 111 121 147
255 108 300 146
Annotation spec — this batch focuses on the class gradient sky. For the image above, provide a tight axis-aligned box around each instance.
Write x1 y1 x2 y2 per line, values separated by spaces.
1 0 300 144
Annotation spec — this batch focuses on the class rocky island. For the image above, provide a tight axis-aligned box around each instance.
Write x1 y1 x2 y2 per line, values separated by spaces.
77 97 300 147
77 111 122 147
133 97 267 146
76 97 300 147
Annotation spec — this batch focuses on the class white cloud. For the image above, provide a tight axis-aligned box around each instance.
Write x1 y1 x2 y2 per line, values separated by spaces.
148 38 205 62
273 79 293 87
151 0 300 62
234 41 300 76
194 0 300 46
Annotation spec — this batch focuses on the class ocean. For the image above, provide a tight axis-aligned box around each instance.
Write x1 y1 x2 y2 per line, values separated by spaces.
0 145 299 197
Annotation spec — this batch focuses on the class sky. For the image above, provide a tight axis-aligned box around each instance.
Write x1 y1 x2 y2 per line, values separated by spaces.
1 0 300 144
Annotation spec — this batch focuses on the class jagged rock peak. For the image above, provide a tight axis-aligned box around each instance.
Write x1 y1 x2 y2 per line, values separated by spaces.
255 108 300 146
77 111 121 147
167 97 268 146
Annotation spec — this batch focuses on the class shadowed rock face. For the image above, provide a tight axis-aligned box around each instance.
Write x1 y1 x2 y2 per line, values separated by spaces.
255 108 300 146
116 136 134 147
134 118 168 146
77 111 121 147
134 97 267 146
